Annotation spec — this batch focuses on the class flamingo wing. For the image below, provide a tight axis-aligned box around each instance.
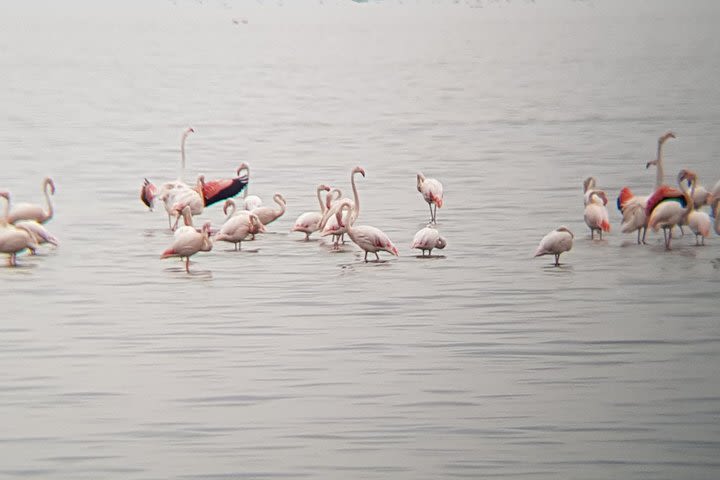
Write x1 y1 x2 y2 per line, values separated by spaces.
645 186 686 218
202 175 249 206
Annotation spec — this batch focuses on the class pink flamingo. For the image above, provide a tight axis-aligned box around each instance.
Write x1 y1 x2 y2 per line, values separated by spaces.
646 169 697 250
417 172 443 223
236 163 263 211
583 177 608 206
291 184 331 240
7 177 55 224
584 191 610 239
0 191 39 266
678 170 711 245
160 221 213 273
534 226 574 267
617 187 648 244
333 200 399 262
320 168 365 247
411 226 447 257
251 193 286 227
215 213 266 251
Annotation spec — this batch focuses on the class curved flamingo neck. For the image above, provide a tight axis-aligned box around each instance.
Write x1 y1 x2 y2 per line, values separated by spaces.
224 200 236 220
316 186 327 213
274 195 286 215
351 171 361 223
43 179 54 221
181 130 192 180
656 140 667 188
1 194 10 225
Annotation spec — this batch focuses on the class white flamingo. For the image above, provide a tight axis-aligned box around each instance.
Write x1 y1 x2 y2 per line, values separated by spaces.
320 167 365 247
411 226 447 257
534 226 574 267
291 184 331 240
7 177 56 224
417 172 443 223
332 200 399 262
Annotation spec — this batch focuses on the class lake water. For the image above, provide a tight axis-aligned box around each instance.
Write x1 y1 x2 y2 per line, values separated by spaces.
2 0 720 478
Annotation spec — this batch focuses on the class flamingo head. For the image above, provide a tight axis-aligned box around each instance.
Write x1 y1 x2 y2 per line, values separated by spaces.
677 169 696 188
660 131 676 144
0 191 9 201
582 176 596 193
353 166 366 177
185 127 195 135
45 177 56 195
417 172 425 191
236 162 250 177
318 184 331 192
556 226 574 238
197 174 206 186
250 214 266 233
274 193 286 205
436 236 447 250
223 199 236 216
201 221 212 234
141 178 157 209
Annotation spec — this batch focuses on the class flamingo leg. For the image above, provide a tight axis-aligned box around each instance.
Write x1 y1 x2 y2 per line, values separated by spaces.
554 254 560 266
641 226 648 245
636 229 641 244
185 257 190 273
433 204 438 223
364 251 368 262
238 241 242 251
428 202 434 223
599 229 603 241
375 252 380 261
666 228 673 250
305 233 310 241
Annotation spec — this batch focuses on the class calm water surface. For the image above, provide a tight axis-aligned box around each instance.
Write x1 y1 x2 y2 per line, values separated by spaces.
1 1 720 478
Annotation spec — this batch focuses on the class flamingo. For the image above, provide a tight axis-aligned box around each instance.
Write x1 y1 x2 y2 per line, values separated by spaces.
712 197 720 236
291 184 331 240
617 188 647 244
196 170 249 207
333 200 399 262
417 172 443 223
251 193 287 227
317 187 344 245
584 191 610 240
646 169 697 250
678 170 711 245
320 167 365 247
0 192 39 266
534 226 574 267
7 177 56 224
411 226 447 257
645 131 676 188
215 213 266 251
160 221 213 273
236 163 263 211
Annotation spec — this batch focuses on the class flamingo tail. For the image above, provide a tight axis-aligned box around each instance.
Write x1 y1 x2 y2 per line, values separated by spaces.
160 248 176 259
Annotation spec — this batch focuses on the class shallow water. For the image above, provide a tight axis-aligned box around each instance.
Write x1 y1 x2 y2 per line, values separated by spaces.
1 1 720 478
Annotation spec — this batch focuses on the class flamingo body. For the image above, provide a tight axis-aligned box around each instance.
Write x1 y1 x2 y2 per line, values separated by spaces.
215 213 265 250
417 172 443 223
160 222 213 273
411 227 447 256
534 226 574 266
251 194 286 226
584 192 610 239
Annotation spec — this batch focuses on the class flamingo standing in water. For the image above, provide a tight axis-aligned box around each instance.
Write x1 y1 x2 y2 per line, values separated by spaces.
320 167 365 247
236 163 263 211
291 184 331 240
215 212 266 251
646 169 697 250
160 221 213 273
411 226 447 257
417 172 443 223
7 177 55 224
0 191 39 266
196 169 249 207
332 200 398 262
251 193 286 227
584 191 610 239
617 187 650 244
534 226 574 267
678 170 711 245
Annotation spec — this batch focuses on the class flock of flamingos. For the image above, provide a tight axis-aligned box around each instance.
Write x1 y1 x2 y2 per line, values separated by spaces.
535 131 720 266
1 129 719 271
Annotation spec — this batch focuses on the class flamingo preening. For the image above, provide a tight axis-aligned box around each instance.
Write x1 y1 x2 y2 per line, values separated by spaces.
7 177 56 224
534 226 574 267
584 191 610 240
160 221 213 273
583 177 608 206
291 184 331 240
333 200 399 262
646 169 697 250
411 226 447 257
617 187 647 244
417 172 443 223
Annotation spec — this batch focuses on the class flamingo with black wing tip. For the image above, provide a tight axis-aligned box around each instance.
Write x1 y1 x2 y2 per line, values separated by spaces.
646 169 697 250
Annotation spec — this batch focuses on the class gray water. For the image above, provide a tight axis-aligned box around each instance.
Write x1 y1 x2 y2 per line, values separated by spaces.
2 1 720 478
